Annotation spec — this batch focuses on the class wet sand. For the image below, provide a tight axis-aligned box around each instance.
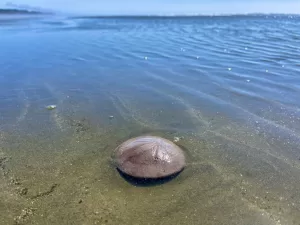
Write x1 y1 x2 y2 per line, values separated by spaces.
0 101 299 225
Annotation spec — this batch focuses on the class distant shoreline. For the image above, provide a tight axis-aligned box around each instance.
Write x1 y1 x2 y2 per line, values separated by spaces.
1 8 299 18
71 13 300 19
0 9 45 15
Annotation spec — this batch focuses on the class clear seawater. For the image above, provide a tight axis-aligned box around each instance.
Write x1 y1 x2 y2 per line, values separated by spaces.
0 14 300 225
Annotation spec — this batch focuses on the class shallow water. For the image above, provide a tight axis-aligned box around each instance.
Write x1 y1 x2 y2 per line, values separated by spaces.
0 14 300 225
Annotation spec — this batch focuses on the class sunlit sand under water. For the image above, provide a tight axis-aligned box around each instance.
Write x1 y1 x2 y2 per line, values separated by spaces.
0 15 300 225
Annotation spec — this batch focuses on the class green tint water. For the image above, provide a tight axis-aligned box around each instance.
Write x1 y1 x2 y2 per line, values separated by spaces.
1 106 299 225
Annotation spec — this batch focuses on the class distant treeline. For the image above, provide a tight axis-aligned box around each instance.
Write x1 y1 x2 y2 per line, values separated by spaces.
0 9 43 14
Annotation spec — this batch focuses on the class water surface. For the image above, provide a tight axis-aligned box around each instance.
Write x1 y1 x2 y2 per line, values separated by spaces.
0 15 300 225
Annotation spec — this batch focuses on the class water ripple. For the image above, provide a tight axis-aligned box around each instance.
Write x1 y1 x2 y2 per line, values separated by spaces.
1 15 300 139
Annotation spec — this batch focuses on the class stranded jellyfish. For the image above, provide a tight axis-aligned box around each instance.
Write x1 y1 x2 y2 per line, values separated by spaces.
114 136 186 181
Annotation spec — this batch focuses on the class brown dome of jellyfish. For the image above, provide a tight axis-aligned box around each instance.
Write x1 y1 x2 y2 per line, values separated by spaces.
115 136 186 179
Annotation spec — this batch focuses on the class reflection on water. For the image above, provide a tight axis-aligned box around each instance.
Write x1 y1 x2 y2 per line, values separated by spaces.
0 15 300 225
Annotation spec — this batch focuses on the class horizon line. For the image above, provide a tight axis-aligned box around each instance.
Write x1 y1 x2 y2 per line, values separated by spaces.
1 7 300 17
67 12 300 17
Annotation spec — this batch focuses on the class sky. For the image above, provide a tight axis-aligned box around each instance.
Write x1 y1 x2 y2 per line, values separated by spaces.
1 0 300 15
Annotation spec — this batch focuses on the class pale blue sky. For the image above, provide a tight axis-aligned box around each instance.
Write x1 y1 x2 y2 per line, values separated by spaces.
1 0 300 15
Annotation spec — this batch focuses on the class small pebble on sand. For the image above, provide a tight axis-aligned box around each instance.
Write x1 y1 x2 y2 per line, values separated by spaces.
46 105 57 110
173 137 180 143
